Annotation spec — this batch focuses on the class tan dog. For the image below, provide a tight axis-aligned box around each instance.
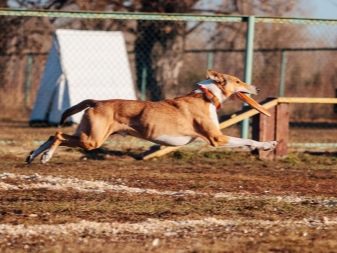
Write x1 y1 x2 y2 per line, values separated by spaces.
26 70 277 164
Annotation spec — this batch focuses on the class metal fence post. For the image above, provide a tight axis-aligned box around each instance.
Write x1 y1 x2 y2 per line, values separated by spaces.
335 88 337 113
279 50 287 96
241 16 255 139
24 54 33 108
207 51 214 69
140 66 147 101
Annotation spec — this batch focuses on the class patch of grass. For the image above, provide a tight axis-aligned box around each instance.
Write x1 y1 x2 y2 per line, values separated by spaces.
0 190 336 225
280 152 337 169
281 153 302 166
202 151 233 160
170 150 194 160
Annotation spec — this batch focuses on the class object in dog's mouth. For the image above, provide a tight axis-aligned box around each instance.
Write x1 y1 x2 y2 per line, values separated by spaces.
236 92 271 117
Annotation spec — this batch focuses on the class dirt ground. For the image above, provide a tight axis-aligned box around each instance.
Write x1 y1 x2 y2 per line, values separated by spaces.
0 120 336 253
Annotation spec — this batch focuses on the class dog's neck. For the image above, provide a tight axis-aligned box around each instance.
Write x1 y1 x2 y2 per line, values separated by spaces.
194 84 225 110
197 86 221 109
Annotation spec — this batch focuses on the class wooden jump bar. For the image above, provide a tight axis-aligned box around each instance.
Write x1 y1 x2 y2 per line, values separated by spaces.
278 97 337 104
219 98 278 129
143 97 337 160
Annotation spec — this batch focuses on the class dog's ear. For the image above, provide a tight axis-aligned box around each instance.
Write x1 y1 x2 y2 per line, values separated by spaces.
207 70 226 83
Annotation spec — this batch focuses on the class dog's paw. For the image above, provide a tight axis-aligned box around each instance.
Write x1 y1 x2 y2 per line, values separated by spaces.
261 141 277 151
40 151 52 164
25 151 34 164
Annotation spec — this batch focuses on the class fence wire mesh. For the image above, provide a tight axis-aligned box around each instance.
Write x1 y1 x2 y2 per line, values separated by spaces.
0 10 336 152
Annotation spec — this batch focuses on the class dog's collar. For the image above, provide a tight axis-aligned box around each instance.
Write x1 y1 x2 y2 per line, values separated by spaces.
197 86 221 110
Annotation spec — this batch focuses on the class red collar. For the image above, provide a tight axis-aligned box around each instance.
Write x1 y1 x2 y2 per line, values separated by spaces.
198 86 221 110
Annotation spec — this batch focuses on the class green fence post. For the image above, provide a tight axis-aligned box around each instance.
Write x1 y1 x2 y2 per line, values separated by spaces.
140 66 147 101
279 50 287 97
241 16 255 139
24 54 33 108
207 51 214 69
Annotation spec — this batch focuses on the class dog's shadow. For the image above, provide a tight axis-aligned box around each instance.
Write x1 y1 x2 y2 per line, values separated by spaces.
78 145 161 161
304 151 337 157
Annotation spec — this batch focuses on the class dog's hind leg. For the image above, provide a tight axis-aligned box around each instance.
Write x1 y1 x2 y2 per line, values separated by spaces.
40 131 65 164
25 132 80 164
26 136 54 164
39 130 111 164
30 109 115 164
39 131 86 164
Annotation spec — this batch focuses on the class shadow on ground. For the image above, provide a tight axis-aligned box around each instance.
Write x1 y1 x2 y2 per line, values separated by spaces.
304 151 337 157
79 145 161 160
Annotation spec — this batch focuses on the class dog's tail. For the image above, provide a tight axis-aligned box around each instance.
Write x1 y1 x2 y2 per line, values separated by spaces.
60 99 97 126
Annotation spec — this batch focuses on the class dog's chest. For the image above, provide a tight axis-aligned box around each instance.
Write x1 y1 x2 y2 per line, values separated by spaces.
150 105 218 146
153 135 194 146
209 104 219 128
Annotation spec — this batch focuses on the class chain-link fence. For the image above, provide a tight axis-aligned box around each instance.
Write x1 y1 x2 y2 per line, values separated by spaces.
0 10 336 151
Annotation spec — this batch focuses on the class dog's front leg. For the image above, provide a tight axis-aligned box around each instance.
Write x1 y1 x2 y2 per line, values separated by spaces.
196 121 276 150
216 135 277 150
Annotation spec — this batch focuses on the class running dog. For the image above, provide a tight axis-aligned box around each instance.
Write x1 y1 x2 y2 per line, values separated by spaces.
26 70 277 164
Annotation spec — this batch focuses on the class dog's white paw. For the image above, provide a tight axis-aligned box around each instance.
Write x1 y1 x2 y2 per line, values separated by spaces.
40 151 52 164
261 141 277 151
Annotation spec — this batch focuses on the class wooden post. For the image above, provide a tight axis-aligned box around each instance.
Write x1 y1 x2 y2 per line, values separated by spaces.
275 103 289 158
252 101 289 160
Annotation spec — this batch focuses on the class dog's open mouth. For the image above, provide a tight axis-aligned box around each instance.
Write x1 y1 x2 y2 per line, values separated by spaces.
236 92 271 117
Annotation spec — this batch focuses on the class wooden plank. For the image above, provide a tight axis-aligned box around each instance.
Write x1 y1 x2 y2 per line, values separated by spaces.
275 103 289 158
219 98 278 129
278 97 337 104
143 98 279 160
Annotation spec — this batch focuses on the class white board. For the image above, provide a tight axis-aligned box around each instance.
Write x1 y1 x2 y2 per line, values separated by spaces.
30 29 136 125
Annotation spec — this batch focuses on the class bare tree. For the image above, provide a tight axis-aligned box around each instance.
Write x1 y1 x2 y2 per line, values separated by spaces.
133 0 199 100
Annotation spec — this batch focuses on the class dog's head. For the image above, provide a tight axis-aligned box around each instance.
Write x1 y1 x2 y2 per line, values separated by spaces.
205 70 257 97
197 70 270 116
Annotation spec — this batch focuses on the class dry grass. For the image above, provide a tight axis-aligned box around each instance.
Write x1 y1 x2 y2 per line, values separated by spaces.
0 121 336 252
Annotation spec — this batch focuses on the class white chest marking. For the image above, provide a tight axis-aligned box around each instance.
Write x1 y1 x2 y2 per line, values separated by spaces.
153 135 194 146
209 104 219 128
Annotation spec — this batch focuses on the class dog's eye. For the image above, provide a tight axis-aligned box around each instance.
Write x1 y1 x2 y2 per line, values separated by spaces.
236 81 240 84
